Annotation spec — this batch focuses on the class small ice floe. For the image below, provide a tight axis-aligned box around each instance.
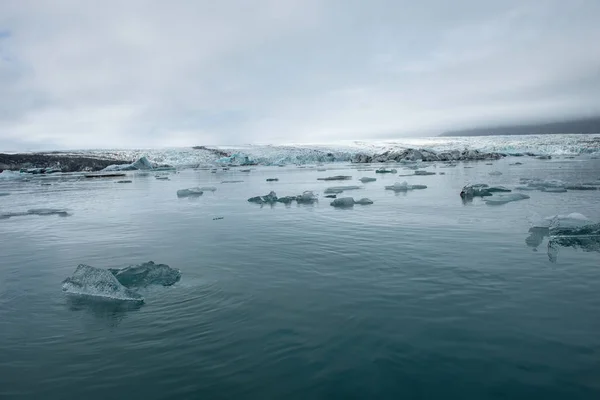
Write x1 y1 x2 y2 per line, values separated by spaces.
1 208 71 220
221 180 243 184
414 170 435 176
324 185 361 194
564 185 598 191
155 176 170 180
296 191 318 204
488 171 503 176
116 180 132 184
541 187 568 193
330 197 373 207
248 191 278 204
199 186 217 192
385 181 427 191
359 177 376 183
177 188 203 197
266 178 279 182
483 193 530 205
375 168 397 174
317 176 352 181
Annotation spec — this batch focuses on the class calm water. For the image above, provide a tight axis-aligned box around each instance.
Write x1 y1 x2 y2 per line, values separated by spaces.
1 156 600 399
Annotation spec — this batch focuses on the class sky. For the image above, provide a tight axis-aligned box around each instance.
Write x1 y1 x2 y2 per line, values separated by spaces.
1 0 600 150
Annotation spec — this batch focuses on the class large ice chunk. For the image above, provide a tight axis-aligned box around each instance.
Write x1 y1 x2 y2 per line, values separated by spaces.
108 261 181 288
62 264 144 302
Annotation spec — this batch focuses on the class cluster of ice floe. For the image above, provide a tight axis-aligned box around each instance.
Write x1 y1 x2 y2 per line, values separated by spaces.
1 208 70 219
516 178 600 192
247 191 318 205
330 197 373 207
62 261 181 302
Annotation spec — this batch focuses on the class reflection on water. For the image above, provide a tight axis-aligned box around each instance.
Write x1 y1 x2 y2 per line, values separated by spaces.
66 295 143 326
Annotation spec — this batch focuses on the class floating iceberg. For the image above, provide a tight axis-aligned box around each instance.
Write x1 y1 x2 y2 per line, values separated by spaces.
359 177 376 183
104 156 157 171
1 208 70 219
177 188 203 197
330 197 356 207
375 168 397 174
548 223 600 262
296 191 318 204
266 178 279 182
541 187 568 193
62 264 144 302
221 180 244 184
108 261 181 288
199 186 217 192
116 180 132 184
488 171 503 176
317 176 352 181
324 185 361 194
414 170 435 176
484 193 530 205
564 185 598 191
248 191 278 204
354 198 374 205
461 184 511 198
526 213 592 250
385 181 427 191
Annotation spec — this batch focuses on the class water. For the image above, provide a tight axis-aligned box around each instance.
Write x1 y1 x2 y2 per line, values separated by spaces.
1 152 600 399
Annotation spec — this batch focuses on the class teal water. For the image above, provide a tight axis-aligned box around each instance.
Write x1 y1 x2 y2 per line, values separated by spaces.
1 157 600 399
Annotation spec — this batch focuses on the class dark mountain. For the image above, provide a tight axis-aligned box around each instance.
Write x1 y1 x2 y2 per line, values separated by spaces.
440 116 600 137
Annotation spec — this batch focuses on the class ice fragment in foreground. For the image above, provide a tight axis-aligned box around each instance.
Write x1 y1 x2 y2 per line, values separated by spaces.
108 261 181 288
62 264 144 302
330 197 355 207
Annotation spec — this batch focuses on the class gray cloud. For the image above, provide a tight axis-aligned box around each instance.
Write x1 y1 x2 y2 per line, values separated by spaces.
1 0 599 150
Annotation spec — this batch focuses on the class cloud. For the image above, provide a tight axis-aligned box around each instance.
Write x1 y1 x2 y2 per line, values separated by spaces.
1 0 599 150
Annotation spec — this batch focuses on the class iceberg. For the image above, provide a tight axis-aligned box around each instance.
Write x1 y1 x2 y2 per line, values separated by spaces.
266 178 279 182
1 209 71 219
104 156 157 171
359 177 376 183
526 213 592 250
221 180 244 183
177 188 203 197
116 180 132 184
488 171 503 176
199 186 217 192
375 168 397 174
108 261 181 288
484 193 530 205
564 185 598 191
62 264 144 302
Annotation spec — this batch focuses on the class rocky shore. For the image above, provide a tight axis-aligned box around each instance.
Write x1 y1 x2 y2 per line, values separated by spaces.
0 153 129 173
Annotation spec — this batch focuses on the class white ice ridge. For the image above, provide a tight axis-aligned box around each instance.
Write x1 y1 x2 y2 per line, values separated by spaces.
70 134 599 168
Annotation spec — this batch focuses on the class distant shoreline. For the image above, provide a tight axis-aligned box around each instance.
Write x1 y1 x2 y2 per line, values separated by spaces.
440 116 600 137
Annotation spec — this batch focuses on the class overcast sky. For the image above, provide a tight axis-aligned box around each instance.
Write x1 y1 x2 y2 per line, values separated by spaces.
1 0 599 150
